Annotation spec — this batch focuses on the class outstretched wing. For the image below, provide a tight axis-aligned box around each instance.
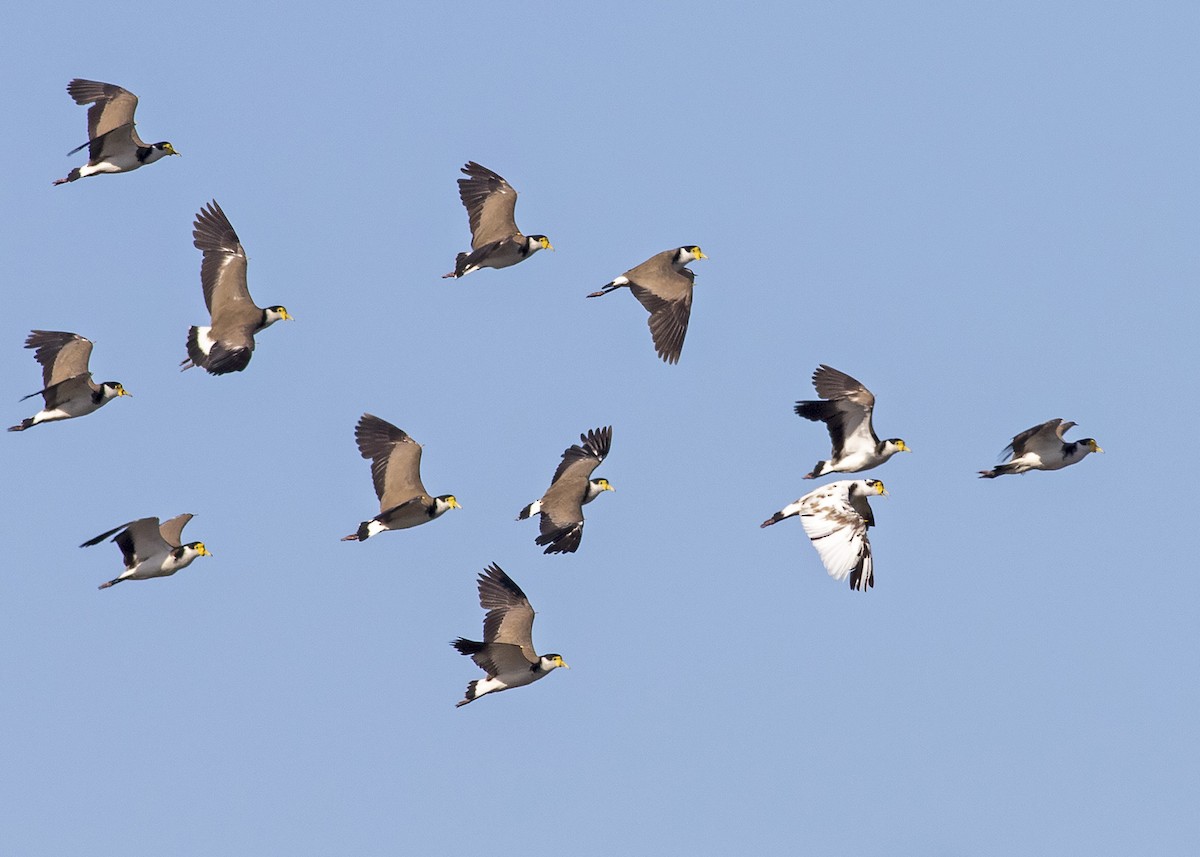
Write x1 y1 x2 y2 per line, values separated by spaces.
25 330 94 388
354 414 427 507
477 563 537 662
457 162 520 249
66 79 142 146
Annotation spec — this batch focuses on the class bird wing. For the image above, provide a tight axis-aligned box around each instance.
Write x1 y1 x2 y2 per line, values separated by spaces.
25 330 94 388
113 518 171 566
810 365 875 407
621 255 694 364
1006 419 1064 458
80 519 142 548
157 514 195 548
811 365 879 451
549 426 611 484
477 564 537 661
799 487 872 582
473 642 537 677
36 375 96 409
81 517 166 567
193 200 253 315
457 162 520 249
354 414 427 506
66 79 143 145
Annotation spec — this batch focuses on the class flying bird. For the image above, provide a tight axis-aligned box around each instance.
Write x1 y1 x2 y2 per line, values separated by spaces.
53 79 178 185
443 161 552 278
452 563 568 707
342 414 460 541
587 246 706 364
181 200 292 374
81 514 211 590
518 426 614 554
9 330 129 432
979 418 1102 478
760 479 887 592
794 364 910 479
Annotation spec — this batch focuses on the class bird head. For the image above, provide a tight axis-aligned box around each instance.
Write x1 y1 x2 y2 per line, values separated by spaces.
542 654 569 671
439 495 462 511
102 382 132 399
529 235 554 252
265 306 293 325
889 439 911 453
180 541 212 559
865 479 887 496
1084 439 1104 453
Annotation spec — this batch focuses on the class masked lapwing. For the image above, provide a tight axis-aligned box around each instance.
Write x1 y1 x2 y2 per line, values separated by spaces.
81 514 211 590
517 426 613 554
587 246 706 364
979 418 1102 478
342 414 460 541
442 161 552 278
181 200 292 374
9 330 129 432
761 479 886 592
794 365 910 479
452 563 568 707
53 79 178 185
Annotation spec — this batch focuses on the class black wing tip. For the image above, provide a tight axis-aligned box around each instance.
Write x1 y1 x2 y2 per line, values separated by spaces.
452 637 484 656
536 526 582 554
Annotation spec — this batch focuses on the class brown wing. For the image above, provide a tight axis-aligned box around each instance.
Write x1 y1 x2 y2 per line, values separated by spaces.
157 514 195 548
1006 419 1065 457
24 330 94 388
354 414 427 507
66 79 143 145
457 162 521 249
549 426 611 484
811 365 876 410
629 273 693 364
193 200 253 315
477 564 537 662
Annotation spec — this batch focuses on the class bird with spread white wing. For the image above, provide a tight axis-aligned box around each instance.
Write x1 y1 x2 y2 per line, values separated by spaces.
181 200 292 374
54 79 178 185
517 426 614 554
443 162 552 278
794 364 909 479
587 246 706 364
81 514 211 590
9 330 130 432
760 479 886 592
979 418 1102 478
452 563 568 708
342 414 460 541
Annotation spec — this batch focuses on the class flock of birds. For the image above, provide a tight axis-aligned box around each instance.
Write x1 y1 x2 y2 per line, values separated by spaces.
17 79 1105 707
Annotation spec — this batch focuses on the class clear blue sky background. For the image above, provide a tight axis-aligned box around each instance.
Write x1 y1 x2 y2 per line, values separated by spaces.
2 2 1197 855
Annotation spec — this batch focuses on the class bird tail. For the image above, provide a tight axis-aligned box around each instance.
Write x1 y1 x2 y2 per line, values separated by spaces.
183 327 206 371
7 418 33 432
98 578 120 590
586 276 627 299
516 500 539 521
455 680 479 708
442 252 470 279
52 168 82 186
978 464 1017 479
340 523 369 542
802 461 826 480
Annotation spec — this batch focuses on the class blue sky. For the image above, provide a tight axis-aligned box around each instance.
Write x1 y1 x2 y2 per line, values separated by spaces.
3 2 1197 854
